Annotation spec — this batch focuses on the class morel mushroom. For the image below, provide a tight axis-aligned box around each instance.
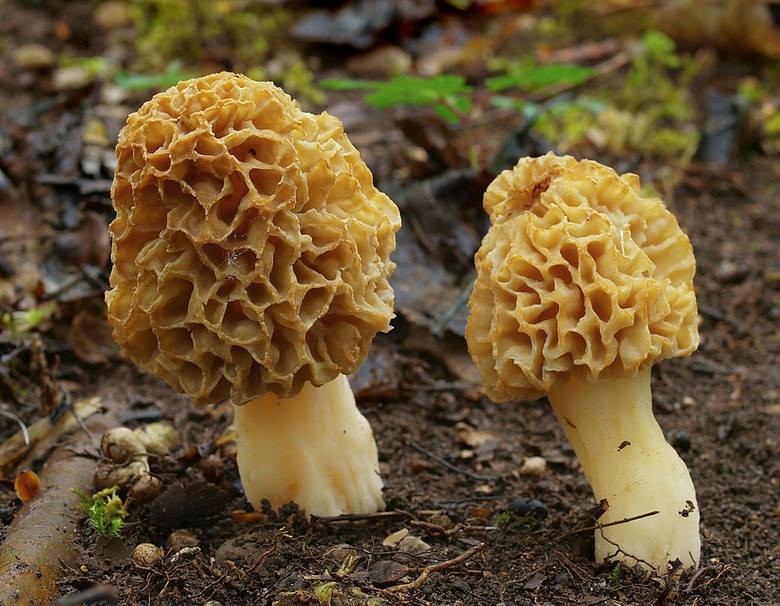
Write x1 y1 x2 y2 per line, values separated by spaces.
106 73 400 516
466 153 700 573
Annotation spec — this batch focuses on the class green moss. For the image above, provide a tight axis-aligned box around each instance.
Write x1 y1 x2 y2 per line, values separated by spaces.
72 486 127 538
128 0 288 71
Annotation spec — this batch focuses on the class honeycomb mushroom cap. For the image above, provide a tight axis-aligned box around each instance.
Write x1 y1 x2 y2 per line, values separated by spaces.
106 72 401 406
466 153 699 402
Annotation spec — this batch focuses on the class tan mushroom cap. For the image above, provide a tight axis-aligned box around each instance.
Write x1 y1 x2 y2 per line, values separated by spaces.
106 72 401 406
467 153 699 402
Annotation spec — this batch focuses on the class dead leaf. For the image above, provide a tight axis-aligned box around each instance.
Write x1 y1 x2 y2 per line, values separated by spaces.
14 469 41 501
367 560 410 585
523 570 548 590
68 309 120 364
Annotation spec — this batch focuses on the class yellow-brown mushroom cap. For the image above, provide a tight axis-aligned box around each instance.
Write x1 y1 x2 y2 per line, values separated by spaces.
106 72 401 406
466 153 699 402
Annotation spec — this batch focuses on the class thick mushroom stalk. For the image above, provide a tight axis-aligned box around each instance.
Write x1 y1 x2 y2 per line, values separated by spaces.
466 153 701 574
106 73 400 516
549 369 700 572
235 374 383 516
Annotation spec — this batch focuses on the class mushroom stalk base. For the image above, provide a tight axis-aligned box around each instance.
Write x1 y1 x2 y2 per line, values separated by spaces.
233 374 385 517
548 368 700 574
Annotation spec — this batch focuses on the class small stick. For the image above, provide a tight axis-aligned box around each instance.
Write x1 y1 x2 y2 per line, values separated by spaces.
385 542 485 594
562 510 660 537
314 510 408 524
409 440 494 482
0 408 30 447
245 527 291 574
53 584 118 605
685 563 733 593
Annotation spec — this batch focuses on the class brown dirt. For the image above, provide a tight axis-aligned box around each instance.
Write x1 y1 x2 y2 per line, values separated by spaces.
0 2 778 606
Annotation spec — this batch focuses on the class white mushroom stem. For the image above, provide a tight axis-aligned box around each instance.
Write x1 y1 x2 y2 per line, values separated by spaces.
547 367 700 574
233 373 384 517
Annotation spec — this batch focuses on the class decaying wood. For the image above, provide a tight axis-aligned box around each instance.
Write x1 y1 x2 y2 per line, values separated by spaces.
0 396 117 606
0 443 96 605
0 397 102 471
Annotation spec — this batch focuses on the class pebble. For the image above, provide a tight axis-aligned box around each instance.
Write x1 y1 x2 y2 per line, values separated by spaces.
398 535 431 555
129 474 162 503
554 571 571 586
167 529 199 551
346 46 412 78
94 0 131 30
671 430 692 452
52 66 92 91
518 455 547 476
715 259 750 283
382 528 409 547
12 44 55 70
508 498 548 521
134 422 181 456
131 543 164 568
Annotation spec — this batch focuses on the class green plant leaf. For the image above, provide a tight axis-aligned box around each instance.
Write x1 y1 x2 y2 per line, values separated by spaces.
320 75 474 123
486 64 597 92
115 60 194 91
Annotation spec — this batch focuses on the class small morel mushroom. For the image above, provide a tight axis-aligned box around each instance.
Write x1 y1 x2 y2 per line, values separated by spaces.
106 73 400 516
466 153 700 573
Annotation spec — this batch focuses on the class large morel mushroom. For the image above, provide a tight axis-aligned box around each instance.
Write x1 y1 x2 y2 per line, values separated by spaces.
466 153 701 573
106 73 400 516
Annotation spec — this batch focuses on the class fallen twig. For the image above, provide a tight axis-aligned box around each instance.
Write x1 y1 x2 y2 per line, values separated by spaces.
562 510 660 537
409 439 495 482
0 407 30 447
314 510 409 524
0 443 97 605
52 584 118 605
0 397 102 471
385 542 485 594
685 563 733 593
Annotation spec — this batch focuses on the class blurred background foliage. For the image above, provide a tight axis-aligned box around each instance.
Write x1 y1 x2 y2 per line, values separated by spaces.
4 0 780 202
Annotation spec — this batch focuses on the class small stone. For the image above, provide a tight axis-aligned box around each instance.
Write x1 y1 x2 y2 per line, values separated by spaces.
12 44 55 70
52 66 92 91
715 260 750 283
198 454 225 482
101 427 148 466
129 474 161 503
131 543 164 568
82 118 110 147
93 459 148 491
382 528 409 547
671 431 692 452
398 535 431 555
94 1 131 30
508 498 548 521
167 529 199 551
134 422 181 456
346 46 412 79
427 512 454 529
518 456 547 476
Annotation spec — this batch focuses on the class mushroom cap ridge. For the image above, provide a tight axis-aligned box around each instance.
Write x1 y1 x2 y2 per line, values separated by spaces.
466 153 699 402
106 72 401 406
